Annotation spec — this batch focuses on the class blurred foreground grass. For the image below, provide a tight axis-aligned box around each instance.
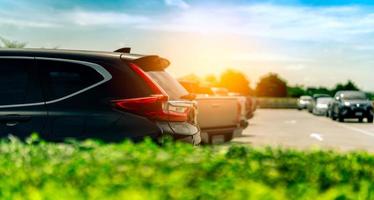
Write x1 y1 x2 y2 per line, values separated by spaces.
0 136 374 200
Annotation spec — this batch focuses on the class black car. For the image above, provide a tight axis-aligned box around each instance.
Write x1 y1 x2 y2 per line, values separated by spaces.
0 48 201 144
329 91 373 123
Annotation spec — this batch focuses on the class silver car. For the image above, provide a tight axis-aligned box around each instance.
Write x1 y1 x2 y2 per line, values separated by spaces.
297 96 312 110
313 97 333 116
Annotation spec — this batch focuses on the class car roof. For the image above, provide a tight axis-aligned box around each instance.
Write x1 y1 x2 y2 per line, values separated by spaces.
0 48 170 70
0 48 151 62
335 90 364 96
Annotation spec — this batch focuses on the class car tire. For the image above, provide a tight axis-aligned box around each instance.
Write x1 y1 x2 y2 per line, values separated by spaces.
368 116 374 123
338 115 344 122
359 118 363 123
331 112 337 120
224 132 234 143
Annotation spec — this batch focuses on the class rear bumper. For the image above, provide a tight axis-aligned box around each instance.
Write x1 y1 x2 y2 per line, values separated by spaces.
201 125 238 134
313 108 328 116
156 121 201 145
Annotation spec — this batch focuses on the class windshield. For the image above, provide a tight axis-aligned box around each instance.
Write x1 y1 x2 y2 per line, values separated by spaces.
317 97 332 104
147 71 189 100
341 92 367 100
300 96 312 100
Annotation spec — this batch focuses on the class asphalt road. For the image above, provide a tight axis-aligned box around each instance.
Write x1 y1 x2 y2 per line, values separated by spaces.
232 109 374 152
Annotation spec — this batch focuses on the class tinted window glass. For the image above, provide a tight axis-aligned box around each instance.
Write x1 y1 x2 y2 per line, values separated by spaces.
0 59 42 105
300 96 312 100
317 97 332 104
38 60 104 101
147 71 188 100
341 92 367 100
106 62 154 99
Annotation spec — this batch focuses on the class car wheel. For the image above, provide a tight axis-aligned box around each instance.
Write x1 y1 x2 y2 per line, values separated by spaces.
338 115 344 122
331 112 337 120
368 116 374 123
224 132 234 142
359 118 363 123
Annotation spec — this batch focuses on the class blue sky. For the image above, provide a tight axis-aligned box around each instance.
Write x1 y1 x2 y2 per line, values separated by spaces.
1 0 374 90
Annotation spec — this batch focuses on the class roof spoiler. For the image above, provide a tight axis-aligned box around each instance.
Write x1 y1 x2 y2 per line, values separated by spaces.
114 47 131 53
121 54 170 71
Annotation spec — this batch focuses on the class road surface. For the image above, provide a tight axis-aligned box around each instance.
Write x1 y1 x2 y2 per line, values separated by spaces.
232 109 374 152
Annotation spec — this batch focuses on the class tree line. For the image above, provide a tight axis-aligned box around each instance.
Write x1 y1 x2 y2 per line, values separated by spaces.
180 70 373 99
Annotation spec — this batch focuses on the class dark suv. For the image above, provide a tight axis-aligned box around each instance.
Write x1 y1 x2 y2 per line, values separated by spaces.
0 48 201 144
329 91 373 123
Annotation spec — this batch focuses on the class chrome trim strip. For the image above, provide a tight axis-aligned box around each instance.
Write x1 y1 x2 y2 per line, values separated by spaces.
0 56 112 108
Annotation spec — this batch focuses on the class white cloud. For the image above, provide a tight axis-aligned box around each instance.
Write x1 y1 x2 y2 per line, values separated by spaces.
139 4 374 42
0 18 59 28
285 64 307 71
68 11 150 26
231 53 312 62
164 0 190 9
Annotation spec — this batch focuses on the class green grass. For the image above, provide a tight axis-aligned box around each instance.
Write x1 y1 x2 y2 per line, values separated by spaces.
0 136 374 200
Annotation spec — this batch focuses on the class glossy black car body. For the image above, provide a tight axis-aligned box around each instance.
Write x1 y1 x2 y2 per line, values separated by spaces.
329 91 373 123
0 48 200 144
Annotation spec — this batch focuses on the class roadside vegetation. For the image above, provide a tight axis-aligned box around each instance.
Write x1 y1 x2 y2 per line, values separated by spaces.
1 136 373 200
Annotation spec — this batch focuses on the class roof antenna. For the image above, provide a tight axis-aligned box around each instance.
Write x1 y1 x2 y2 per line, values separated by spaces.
114 47 131 53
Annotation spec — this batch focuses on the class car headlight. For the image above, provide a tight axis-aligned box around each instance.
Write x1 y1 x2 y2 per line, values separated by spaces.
344 102 351 106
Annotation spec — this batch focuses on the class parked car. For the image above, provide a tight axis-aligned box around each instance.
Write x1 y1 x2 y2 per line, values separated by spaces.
329 91 373 123
312 97 333 116
307 94 331 113
0 48 201 144
211 88 251 126
229 92 254 122
297 95 312 110
180 82 242 144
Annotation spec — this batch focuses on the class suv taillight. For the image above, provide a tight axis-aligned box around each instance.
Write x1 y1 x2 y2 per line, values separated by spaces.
111 63 190 122
112 95 189 122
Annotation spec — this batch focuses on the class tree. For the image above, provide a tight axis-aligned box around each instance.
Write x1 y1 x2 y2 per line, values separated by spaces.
306 86 333 96
256 73 287 97
219 69 252 95
287 85 306 98
0 37 27 48
178 74 201 84
332 80 359 94
204 74 219 87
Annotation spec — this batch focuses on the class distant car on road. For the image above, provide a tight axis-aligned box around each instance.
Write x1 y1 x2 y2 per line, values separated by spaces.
307 94 331 113
329 91 373 123
312 97 333 116
297 96 312 110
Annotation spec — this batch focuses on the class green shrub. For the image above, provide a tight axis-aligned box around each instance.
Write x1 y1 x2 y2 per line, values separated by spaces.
0 137 373 200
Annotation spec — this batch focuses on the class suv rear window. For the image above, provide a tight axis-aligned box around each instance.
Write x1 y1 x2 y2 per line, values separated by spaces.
38 60 104 101
147 71 189 100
